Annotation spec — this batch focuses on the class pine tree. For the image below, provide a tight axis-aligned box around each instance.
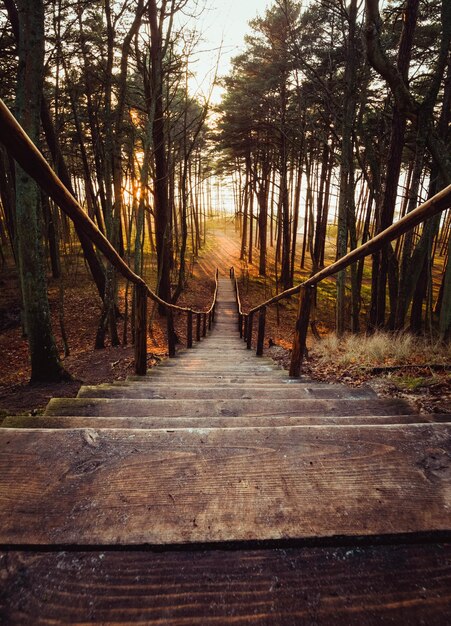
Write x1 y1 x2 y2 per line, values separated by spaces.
15 0 66 382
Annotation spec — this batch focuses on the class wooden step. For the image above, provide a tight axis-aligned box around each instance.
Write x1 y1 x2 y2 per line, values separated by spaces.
44 397 415 417
125 377 310 386
147 369 284 375
2 543 449 624
8 275 450 623
111 379 325 387
144 370 285 377
128 376 297 385
4 413 449 430
194 337 244 341
76 384 376 399
141 371 290 379
153 363 281 370
0 424 449 544
132 371 294 385
144 364 278 371
158 355 273 363
191 343 248 348
157 354 273 361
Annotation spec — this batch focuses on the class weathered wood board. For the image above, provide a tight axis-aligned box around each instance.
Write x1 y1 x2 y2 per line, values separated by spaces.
3 414 449 430
76 384 375 399
127 376 314 385
44 397 415 417
1 543 450 624
0 424 449 545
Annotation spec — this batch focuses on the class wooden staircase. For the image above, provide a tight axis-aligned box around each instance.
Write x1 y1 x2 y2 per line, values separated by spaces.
1 277 450 624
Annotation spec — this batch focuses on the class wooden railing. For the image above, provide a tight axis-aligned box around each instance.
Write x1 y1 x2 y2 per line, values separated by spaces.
231 183 451 377
135 268 219 375
0 98 219 376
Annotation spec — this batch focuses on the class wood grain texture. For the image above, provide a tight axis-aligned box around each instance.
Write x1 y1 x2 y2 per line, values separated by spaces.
44 397 415 417
157 356 276 363
0 425 449 545
144 369 288 376
3 414 448 430
76 384 376 399
127 376 313 385
1 544 450 625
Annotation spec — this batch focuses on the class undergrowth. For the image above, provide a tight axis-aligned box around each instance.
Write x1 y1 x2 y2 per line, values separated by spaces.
303 331 451 413
310 331 450 371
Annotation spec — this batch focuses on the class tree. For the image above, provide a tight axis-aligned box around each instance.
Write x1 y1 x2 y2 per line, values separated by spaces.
14 0 66 381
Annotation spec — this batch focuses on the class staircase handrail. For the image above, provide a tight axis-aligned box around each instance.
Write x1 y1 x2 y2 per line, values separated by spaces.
231 182 451 372
0 98 219 374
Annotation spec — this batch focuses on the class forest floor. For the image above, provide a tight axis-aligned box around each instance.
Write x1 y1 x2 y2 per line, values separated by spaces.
0 217 450 416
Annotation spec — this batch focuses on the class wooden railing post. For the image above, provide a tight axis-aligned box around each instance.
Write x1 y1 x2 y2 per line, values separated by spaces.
187 310 193 348
246 312 254 349
134 285 147 375
167 309 176 358
208 311 212 330
289 285 313 377
196 313 201 342
239 313 243 338
243 315 248 342
256 307 266 356
202 313 207 337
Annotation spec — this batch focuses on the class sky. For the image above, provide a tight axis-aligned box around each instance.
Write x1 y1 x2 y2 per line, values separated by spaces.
185 0 271 103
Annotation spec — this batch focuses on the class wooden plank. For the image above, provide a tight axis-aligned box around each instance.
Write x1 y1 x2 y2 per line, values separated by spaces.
110 380 357 389
156 359 278 365
3 414 449 430
147 369 283 374
0 424 449 544
102 381 367 389
76 385 376 400
144 368 286 375
1 543 450 624
126 377 313 385
142 376 289 382
151 353 270 360
150 366 277 373
44 397 415 417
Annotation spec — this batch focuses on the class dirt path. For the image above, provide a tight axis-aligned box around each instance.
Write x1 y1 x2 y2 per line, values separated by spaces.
193 222 242 280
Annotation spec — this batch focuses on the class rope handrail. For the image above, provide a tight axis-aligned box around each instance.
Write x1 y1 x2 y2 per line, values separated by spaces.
233 183 451 316
0 98 219 317
231 182 451 374
3 95 450 374
0 97 220 373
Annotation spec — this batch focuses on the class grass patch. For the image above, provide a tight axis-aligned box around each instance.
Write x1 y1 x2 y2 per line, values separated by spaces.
310 331 450 372
388 375 448 391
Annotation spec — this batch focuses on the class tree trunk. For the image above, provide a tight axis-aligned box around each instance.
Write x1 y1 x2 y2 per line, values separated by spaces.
336 0 358 336
15 0 66 382
149 0 172 309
